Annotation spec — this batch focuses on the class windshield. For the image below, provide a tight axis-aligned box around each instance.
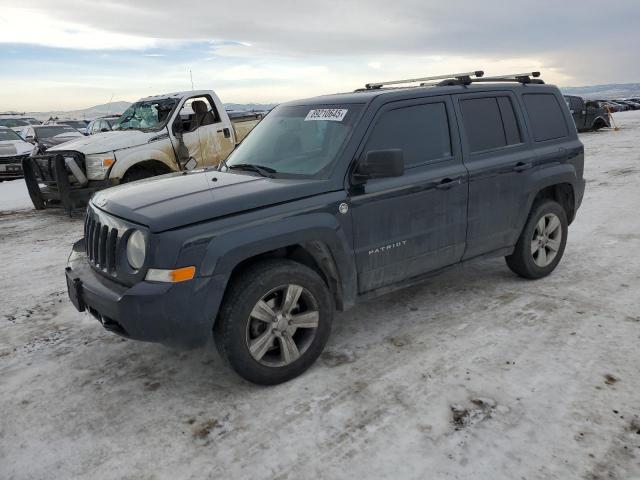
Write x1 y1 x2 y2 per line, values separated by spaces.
0 129 23 141
35 126 78 139
112 98 178 132
0 118 29 127
224 104 363 177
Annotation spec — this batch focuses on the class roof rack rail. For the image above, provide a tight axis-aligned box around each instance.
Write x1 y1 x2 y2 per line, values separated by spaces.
468 71 543 84
364 70 484 90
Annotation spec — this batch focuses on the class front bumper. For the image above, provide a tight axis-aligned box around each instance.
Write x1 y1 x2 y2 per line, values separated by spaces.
22 154 115 211
0 156 25 179
66 239 224 348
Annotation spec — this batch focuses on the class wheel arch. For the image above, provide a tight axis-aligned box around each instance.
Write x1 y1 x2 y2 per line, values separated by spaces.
226 241 345 311
591 116 609 130
121 159 173 180
531 183 575 224
109 144 178 179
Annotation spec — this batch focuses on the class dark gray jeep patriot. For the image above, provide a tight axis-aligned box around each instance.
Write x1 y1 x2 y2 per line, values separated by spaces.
65 71 585 384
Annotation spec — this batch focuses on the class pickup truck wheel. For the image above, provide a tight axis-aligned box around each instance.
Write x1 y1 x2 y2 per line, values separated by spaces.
215 259 333 385
506 200 568 279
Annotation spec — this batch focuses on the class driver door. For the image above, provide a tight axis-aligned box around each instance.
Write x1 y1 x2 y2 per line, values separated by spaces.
177 95 234 168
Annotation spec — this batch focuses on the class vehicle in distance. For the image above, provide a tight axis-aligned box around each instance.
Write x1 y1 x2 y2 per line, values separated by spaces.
0 127 33 179
86 116 121 135
0 116 42 131
563 95 610 132
56 120 90 135
22 90 263 212
20 125 84 153
65 71 585 385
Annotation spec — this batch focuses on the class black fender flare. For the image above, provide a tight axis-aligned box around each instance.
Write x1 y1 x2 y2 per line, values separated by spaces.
198 211 358 314
516 163 580 234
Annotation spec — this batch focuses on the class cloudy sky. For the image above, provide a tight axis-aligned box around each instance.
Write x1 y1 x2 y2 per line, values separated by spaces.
1 0 639 111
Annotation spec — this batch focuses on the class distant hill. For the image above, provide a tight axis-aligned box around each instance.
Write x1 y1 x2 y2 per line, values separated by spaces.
30 101 132 122
561 83 640 100
29 100 276 122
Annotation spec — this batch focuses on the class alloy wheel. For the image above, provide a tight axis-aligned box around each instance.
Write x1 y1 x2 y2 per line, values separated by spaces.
245 284 319 367
530 213 562 267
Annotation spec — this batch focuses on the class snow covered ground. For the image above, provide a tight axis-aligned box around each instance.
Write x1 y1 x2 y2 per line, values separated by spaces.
0 178 32 212
1 112 640 480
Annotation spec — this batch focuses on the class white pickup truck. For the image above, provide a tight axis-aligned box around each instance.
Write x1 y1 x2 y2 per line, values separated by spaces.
23 90 263 211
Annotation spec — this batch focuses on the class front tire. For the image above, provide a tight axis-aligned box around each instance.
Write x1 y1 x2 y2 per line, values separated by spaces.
214 259 334 385
506 200 568 279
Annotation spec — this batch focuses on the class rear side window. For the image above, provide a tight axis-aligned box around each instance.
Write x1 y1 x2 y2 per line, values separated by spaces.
365 102 451 168
459 96 522 153
522 93 569 142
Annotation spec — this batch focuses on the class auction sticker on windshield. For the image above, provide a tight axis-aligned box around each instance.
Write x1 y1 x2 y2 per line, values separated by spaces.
305 109 348 122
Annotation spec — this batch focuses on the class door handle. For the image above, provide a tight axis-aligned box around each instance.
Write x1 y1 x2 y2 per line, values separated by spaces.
435 177 461 190
512 162 532 172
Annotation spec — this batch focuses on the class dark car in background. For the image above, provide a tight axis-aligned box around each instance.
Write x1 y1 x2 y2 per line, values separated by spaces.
614 99 640 110
564 95 610 132
58 120 90 135
21 125 84 154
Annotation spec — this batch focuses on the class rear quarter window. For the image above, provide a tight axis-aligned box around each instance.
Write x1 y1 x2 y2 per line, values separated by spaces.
522 93 569 142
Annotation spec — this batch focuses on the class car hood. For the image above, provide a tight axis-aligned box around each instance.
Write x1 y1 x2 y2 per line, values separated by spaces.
47 129 158 154
0 140 33 157
92 170 334 232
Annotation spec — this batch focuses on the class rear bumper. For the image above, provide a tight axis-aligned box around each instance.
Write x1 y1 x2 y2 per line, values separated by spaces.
22 154 114 211
66 239 224 348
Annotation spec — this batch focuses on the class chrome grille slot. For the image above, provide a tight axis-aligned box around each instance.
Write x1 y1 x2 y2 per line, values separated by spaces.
84 212 120 275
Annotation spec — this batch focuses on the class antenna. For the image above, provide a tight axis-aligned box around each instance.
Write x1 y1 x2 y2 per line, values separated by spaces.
106 93 114 116
189 69 195 90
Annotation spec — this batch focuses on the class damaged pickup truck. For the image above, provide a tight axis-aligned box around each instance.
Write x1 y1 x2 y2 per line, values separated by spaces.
23 90 263 211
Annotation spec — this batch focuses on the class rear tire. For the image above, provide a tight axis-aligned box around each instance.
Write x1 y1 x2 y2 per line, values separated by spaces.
506 200 568 279
214 259 334 385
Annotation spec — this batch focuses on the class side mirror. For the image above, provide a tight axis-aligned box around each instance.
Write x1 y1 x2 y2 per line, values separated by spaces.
354 149 404 182
26 135 35 143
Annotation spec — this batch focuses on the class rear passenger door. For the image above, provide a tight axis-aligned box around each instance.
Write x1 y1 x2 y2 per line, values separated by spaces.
350 96 468 293
454 92 532 259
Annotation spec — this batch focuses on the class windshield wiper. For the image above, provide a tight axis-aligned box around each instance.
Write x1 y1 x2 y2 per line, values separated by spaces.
228 163 277 178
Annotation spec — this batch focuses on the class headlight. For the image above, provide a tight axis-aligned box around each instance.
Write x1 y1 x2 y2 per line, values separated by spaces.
126 230 146 270
85 152 116 180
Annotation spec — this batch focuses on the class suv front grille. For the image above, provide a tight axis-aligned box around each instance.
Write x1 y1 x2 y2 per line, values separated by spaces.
0 154 28 165
85 214 119 275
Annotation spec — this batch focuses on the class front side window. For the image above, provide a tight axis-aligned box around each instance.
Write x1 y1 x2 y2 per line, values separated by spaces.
522 93 569 142
224 104 363 177
364 102 451 168
179 96 219 131
112 98 178 132
460 96 522 153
